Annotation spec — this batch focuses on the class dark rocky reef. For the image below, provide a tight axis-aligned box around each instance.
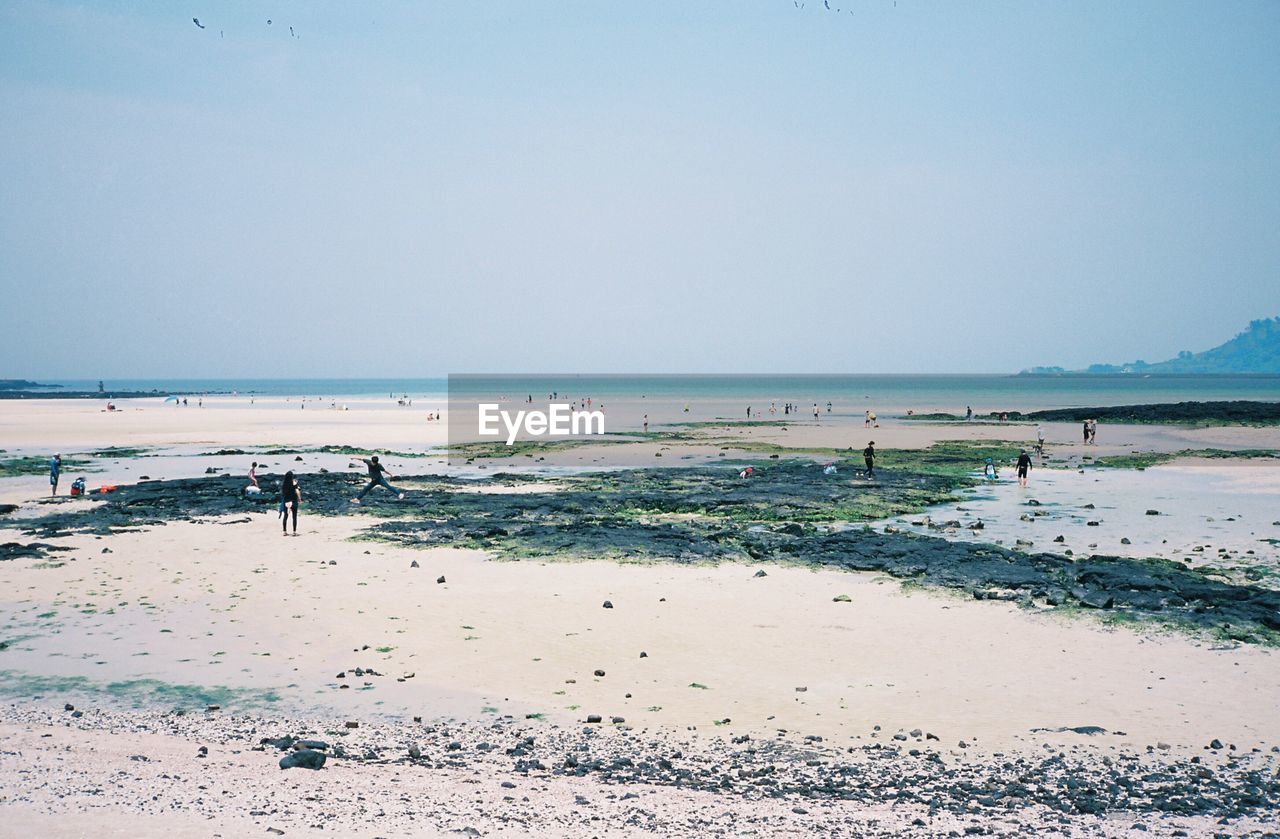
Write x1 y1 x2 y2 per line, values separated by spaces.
12 462 1280 643
0 389 163 400
1022 401 1280 425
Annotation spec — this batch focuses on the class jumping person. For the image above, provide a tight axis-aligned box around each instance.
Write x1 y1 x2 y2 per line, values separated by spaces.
1016 449 1033 488
863 441 876 479
281 471 301 535
350 455 405 503
49 453 61 496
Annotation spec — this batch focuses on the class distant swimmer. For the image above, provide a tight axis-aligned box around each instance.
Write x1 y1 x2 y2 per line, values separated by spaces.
1016 449 1033 488
739 466 755 479
281 471 301 535
863 441 876 479
49 453 61 496
350 455 405 503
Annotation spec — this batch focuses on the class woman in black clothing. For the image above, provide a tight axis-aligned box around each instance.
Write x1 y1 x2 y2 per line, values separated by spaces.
281 471 301 535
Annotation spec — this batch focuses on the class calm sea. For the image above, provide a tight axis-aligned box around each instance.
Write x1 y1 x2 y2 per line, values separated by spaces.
43 375 1280 413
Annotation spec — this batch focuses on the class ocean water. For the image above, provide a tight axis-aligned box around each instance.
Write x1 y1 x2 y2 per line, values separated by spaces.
40 374 1280 412
45 378 449 398
445 374 1280 413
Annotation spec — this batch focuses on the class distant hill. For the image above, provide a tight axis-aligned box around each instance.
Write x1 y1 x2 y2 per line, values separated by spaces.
0 379 58 391
1023 316 1280 374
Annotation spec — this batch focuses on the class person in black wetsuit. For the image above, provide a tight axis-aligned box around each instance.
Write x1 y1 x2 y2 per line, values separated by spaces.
863 441 876 479
1016 449 1033 487
281 471 301 535
350 455 405 503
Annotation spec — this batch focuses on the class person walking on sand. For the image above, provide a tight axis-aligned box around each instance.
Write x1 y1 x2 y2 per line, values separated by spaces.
863 441 876 479
1088 418 1098 445
280 471 301 535
1016 449 1033 488
350 455 405 503
966 406 973 421
1082 419 1090 445
248 461 259 489
1035 425 1046 457
864 410 871 428
49 453 61 496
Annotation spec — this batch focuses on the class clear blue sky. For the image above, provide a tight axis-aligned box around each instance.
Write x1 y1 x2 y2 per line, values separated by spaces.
2 0 1277 376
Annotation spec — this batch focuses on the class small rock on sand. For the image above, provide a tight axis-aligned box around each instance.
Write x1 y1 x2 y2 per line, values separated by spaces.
279 749 326 770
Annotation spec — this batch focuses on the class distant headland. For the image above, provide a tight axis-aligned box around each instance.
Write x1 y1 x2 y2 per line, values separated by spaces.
1023 316 1280 375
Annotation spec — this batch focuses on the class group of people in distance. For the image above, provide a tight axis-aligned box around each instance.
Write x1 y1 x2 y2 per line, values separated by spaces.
246 455 408 536
1082 418 1099 445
